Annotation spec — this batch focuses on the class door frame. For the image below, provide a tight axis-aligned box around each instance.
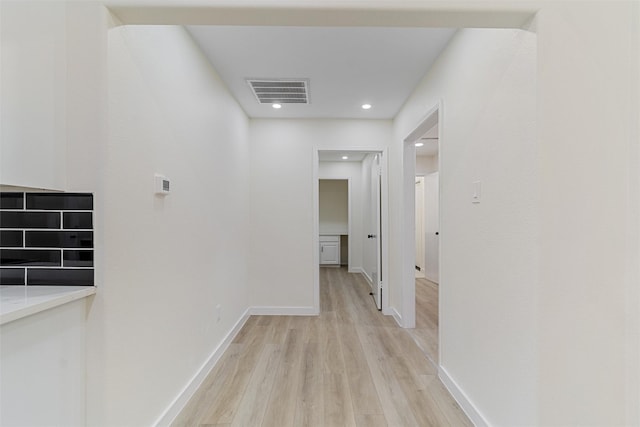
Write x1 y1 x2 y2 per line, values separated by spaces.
402 101 442 329
313 148 389 315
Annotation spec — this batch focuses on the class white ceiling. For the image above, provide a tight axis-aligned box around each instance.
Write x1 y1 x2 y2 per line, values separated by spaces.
318 151 371 162
187 26 456 119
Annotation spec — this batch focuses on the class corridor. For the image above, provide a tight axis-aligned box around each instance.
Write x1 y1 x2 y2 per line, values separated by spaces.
173 268 471 426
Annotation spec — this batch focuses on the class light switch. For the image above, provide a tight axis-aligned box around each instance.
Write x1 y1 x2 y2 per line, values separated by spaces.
472 181 481 203
155 174 170 195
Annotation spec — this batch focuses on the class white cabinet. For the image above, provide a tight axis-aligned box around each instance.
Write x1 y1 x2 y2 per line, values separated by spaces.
1 297 89 426
319 235 340 265
1 2 67 190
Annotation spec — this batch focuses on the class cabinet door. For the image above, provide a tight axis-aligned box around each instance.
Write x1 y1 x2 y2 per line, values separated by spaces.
320 242 340 264
1 2 67 190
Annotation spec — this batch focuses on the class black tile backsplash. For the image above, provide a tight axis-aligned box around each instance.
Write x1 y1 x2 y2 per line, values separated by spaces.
0 211 61 229
1 268 25 285
26 193 93 211
0 193 24 210
26 231 93 248
0 230 23 247
0 249 61 266
1 192 94 286
27 268 94 286
63 250 94 267
63 212 93 229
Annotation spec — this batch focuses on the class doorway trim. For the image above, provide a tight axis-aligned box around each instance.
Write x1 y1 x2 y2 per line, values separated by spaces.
402 101 442 329
313 147 390 315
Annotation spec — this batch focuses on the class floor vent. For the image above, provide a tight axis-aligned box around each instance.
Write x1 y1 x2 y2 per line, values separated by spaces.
246 79 310 104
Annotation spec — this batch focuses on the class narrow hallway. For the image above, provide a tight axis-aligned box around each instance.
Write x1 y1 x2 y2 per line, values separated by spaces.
173 267 470 426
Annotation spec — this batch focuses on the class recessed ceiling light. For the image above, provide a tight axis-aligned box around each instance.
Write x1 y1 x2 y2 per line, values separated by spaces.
361 104 372 110
415 142 425 147
272 103 282 109
342 156 349 160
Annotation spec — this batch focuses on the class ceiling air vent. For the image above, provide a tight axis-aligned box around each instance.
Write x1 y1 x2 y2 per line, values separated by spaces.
246 79 310 104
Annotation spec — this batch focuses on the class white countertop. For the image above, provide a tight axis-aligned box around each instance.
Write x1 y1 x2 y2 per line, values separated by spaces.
0 286 96 325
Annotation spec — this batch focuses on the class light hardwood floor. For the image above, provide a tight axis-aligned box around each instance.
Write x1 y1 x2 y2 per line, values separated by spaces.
173 267 470 427
407 277 440 365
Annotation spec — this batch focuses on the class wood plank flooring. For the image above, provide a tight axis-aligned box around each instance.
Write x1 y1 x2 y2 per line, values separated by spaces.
407 277 440 365
172 267 470 427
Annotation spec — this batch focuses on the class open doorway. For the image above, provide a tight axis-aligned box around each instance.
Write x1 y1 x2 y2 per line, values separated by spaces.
402 103 440 361
412 121 440 364
314 149 388 313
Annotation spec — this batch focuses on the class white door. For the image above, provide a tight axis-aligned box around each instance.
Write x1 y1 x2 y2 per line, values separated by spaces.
415 176 425 278
369 153 383 309
424 172 439 283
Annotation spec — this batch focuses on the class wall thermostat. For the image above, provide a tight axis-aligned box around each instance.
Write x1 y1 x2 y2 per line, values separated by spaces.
155 174 170 195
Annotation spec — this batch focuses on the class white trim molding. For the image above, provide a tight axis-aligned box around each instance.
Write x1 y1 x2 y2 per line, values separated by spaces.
360 268 373 288
154 308 251 426
438 366 490 427
389 307 403 326
249 306 318 316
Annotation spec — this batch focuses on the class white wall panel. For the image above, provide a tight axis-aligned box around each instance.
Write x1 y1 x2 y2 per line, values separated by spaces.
102 25 250 426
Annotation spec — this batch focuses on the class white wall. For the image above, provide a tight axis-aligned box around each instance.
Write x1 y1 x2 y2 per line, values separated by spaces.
318 179 348 235
96 25 250 426
534 3 638 425
319 161 364 271
393 28 538 425
416 154 438 175
248 119 391 309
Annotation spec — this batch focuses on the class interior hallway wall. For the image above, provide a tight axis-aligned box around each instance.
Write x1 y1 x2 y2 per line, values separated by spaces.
100 25 250 426
533 3 638 424
248 119 391 309
319 161 364 271
392 28 538 425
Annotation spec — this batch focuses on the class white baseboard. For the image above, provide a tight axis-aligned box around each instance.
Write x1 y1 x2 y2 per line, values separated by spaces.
438 366 489 427
153 308 251 427
388 307 403 327
361 270 373 286
249 306 318 316
425 273 439 285
348 267 364 274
